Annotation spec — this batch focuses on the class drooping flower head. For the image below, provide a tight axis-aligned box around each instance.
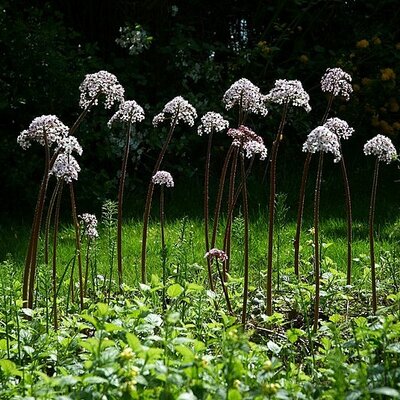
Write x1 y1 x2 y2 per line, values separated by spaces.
323 117 354 141
197 112 229 136
79 70 125 110
50 153 81 183
56 135 83 156
222 78 268 117
17 115 69 150
107 100 145 127
302 126 341 162
227 125 268 160
79 213 99 239
266 79 311 112
152 96 197 127
363 134 397 164
204 248 228 262
321 67 353 101
152 171 174 187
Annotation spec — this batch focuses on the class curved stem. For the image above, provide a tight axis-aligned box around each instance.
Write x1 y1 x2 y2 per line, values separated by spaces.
204 131 215 291
240 154 249 326
52 182 63 330
69 183 83 310
313 152 324 332
117 122 133 290
340 153 352 285
215 259 233 315
223 146 239 279
160 186 167 310
141 115 178 283
211 145 234 248
369 158 380 314
23 133 51 310
69 96 98 137
266 104 288 315
294 152 312 276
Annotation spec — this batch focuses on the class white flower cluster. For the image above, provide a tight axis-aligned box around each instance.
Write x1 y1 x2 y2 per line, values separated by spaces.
302 126 341 162
266 79 311 112
321 67 353 101
323 117 354 140
17 115 69 150
227 125 268 160
152 170 174 187
107 100 145 127
56 135 83 156
79 70 125 109
152 96 197 127
222 78 268 117
50 153 81 183
197 112 229 136
363 134 397 164
204 248 228 262
79 213 99 239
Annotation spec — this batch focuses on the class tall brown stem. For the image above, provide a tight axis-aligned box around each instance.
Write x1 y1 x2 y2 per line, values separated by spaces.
160 186 167 310
117 122 133 289
69 183 83 310
294 152 312 276
266 104 288 315
313 152 324 332
340 153 352 285
141 115 178 283
369 158 380 314
240 154 249 326
204 131 215 291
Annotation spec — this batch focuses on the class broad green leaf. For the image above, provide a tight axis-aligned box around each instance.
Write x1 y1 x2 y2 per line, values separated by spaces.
126 332 142 352
228 388 242 400
267 341 281 354
0 359 21 376
167 283 184 298
371 387 400 398
96 302 109 316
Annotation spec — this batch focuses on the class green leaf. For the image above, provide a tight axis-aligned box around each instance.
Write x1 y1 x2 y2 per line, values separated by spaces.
83 376 109 385
228 388 242 400
371 387 400 398
186 283 204 293
96 302 109 316
167 283 184 298
104 322 124 332
0 359 21 376
126 332 142 352
267 341 281 354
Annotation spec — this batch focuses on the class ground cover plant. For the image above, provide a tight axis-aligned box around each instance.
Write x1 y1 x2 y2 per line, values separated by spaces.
1 58 400 400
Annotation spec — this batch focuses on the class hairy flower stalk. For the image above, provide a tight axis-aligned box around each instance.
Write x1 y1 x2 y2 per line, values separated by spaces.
265 79 311 315
20 116 68 311
108 100 145 289
198 112 229 291
324 117 355 284
364 134 396 313
152 171 174 310
141 97 197 283
302 125 341 330
294 67 353 277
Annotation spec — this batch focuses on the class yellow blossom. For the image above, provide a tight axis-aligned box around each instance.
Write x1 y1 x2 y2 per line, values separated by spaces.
356 39 369 48
381 68 396 81
372 37 381 45
379 120 394 135
120 347 135 361
299 54 309 63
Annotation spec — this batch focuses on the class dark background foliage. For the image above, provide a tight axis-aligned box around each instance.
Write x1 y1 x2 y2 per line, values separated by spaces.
1 0 399 219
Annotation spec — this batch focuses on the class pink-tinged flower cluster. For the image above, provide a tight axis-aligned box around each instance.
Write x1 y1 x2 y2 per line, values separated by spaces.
197 112 229 136
17 115 69 150
323 117 354 140
79 70 125 110
227 125 268 160
222 78 268 117
56 135 83 156
79 213 99 239
363 134 397 164
152 171 174 187
50 154 81 183
205 248 228 262
107 100 145 127
321 67 353 101
302 126 341 162
152 96 197 127
266 79 311 112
